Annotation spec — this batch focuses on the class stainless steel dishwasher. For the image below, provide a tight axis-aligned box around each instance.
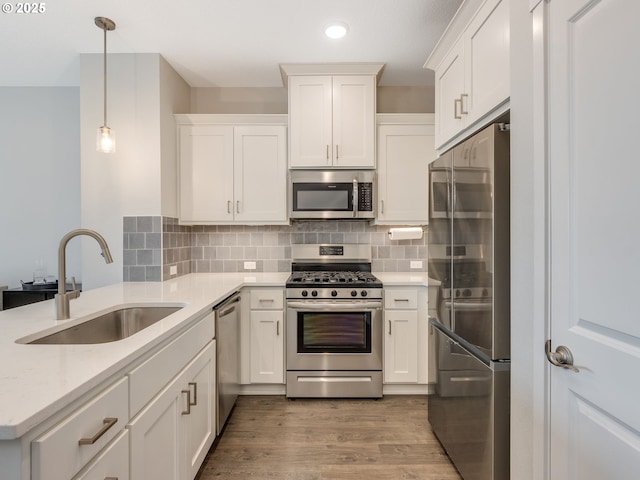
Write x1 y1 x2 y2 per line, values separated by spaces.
214 291 241 435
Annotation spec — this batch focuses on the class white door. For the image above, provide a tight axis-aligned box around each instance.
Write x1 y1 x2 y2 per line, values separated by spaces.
234 125 287 222
435 40 466 147
547 0 640 478
332 75 376 168
250 310 284 383
288 76 333 168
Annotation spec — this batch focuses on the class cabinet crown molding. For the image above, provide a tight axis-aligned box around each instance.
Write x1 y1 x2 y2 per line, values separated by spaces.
423 0 484 71
279 63 385 88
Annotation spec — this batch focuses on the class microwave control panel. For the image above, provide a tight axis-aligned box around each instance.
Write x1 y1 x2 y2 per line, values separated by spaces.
359 183 373 211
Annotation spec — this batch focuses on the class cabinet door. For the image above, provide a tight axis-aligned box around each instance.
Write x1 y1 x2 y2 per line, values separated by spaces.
377 124 434 223
434 40 466 148
234 126 287 222
384 310 418 383
179 125 234 222
464 0 510 125
332 75 376 168
250 310 284 383
182 342 216 480
289 76 333 168
128 379 184 480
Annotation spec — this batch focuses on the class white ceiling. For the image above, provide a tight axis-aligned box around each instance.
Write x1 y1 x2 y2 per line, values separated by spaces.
0 0 462 88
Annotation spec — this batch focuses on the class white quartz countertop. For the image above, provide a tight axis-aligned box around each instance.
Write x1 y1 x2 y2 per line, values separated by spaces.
374 272 429 286
0 272 288 440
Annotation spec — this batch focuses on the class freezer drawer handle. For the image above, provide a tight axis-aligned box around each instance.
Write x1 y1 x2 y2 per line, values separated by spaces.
78 417 117 445
545 339 579 373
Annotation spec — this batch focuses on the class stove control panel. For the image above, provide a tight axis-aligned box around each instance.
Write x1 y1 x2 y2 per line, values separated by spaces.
286 287 382 300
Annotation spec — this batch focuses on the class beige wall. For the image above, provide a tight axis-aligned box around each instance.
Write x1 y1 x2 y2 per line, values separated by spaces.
190 85 435 114
160 56 191 218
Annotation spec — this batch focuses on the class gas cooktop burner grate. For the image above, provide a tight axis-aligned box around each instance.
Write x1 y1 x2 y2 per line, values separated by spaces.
287 271 381 286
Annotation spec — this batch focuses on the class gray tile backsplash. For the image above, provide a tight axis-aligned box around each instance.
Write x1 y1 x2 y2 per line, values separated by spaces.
124 216 427 282
123 216 163 282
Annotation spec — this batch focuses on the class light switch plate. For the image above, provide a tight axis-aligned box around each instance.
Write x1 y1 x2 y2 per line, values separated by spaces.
244 261 257 270
169 265 177 276
410 261 423 269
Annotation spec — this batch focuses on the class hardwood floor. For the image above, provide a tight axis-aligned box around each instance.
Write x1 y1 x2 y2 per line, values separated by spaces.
197 395 461 480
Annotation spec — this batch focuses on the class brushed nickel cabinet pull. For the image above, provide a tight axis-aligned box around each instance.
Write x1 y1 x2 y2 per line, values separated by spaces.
388 320 392 335
104 477 119 480
395 298 410 302
78 417 118 445
181 389 191 415
276 320 280 336
189 382 197 406
326 145 330 161
454 98 462 119
381 200 384 214
227 201 231 214
460 93 469 114
336 145 339 161
236 200 240 214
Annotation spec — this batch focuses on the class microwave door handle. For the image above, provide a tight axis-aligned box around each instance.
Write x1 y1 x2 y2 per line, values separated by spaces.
353 179 358 218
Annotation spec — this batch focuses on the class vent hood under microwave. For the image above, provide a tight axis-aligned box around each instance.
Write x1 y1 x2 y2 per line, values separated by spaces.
289 170 376 220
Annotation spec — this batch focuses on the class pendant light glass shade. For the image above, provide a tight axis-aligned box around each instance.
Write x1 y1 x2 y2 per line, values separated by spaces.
97 125 115 153
95 17 116 153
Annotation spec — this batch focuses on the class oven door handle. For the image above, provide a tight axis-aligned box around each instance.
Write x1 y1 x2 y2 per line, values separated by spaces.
287 301 382 311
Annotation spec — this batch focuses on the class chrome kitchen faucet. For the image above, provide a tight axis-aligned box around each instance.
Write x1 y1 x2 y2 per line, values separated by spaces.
55 229 113 320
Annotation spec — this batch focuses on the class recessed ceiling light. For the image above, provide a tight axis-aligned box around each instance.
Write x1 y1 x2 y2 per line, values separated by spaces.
325 22 348 39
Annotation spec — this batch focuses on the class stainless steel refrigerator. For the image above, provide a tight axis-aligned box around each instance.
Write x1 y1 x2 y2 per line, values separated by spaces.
427 123 510 480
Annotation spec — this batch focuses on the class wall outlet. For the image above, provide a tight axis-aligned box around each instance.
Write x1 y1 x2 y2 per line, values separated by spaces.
169 265 177 276
410 260 423 269
244 261 257 270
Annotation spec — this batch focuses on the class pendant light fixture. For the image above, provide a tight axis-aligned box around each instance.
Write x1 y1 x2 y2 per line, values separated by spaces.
95 16 116 153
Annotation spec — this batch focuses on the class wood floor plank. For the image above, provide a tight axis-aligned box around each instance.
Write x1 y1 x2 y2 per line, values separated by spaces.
196 395 461 480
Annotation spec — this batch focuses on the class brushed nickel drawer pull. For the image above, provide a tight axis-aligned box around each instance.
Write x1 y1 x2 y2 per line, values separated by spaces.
394 298 410 302
181 390 191 415
104 478 119 480
189 382 197 406
259 298 275 303
78 417 117 445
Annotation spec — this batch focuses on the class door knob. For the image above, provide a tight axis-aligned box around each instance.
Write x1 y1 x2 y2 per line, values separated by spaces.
545 339 579 373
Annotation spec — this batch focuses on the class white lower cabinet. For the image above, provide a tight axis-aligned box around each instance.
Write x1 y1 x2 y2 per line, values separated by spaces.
247 288 285 384
73 430 129 480
383 286 430 385
31 377 129 480
129 340 215 480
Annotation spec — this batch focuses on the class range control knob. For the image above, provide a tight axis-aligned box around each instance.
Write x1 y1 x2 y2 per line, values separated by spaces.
482 288 489 298
361 290 368 297
311 290 318 297
351 290 358 297
463 289 472 297
301 290 308 297
331 290 338 297
455 289 461 298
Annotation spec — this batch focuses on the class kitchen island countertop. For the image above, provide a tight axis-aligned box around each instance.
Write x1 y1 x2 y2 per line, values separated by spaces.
0 272 288 440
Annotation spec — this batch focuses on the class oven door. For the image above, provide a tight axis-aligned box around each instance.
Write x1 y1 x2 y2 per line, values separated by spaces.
286 300 383 371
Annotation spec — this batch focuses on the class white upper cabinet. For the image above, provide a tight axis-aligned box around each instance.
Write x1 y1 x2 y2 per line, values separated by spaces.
376 114 435 225
426 0 510 151
176 115 288 225
282 63 383 169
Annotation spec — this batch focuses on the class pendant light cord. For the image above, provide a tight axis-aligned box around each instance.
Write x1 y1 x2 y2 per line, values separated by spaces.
103 24 107 127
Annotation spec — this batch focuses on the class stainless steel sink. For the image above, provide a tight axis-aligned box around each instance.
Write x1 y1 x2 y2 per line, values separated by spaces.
28 306 183 344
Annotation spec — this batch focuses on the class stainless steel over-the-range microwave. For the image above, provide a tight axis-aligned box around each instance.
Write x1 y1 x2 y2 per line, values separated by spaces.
289 170 376 219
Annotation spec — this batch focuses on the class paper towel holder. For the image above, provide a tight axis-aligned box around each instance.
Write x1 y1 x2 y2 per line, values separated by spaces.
388 227 424 241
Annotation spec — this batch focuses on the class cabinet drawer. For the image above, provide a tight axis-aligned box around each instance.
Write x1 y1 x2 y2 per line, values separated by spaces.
384 288 418 309
250 288 284 310
128 312 214 416
32 376 129 480
74 430 129 480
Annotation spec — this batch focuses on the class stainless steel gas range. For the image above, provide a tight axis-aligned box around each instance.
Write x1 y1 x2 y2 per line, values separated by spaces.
285 244 383 398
